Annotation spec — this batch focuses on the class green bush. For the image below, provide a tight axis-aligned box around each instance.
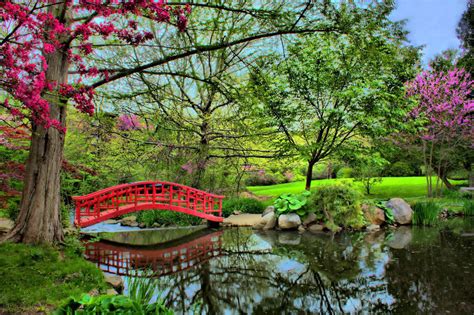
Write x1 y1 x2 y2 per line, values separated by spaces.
385 161 416 177
273 191 311 217
336 167 353 179
463 200 474 216
136 210 202 227
54 294 173 314
308 183 364 231
222 198 265 217
412 201 441 226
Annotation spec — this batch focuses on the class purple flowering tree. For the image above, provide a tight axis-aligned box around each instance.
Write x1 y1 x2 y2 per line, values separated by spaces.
117 114 143 131
406 68 473 196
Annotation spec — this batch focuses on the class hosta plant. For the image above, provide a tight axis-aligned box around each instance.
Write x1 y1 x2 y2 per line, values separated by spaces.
274 191 311 216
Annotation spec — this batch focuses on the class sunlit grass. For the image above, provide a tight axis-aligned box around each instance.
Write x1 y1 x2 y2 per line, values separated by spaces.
248 176 467 200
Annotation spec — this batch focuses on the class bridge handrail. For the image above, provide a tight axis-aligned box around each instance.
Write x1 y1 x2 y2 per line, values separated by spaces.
72 181 225 202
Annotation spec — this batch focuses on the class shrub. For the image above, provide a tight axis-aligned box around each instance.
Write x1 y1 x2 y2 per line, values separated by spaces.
221 198 265 217
336 167 353 179
385 161 416 177
308 183 364 231
412 201 441 226
245 173 280 186
463 200 474 216
273 191 311 217
136 210 202 227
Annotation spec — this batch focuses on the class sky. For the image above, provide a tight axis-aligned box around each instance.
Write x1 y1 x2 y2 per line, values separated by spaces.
390 0 467 65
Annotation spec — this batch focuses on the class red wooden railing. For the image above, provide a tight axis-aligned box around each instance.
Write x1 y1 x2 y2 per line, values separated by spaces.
84 230 223 277
72 181 224 227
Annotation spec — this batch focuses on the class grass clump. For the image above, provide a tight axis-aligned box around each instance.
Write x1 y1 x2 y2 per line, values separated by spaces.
0 242 106 313
308 183 365 231
412 201 442 226
463 200 474 216
222 198 265 217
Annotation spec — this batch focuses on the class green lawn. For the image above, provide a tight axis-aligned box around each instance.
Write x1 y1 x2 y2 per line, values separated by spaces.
248 176 467 200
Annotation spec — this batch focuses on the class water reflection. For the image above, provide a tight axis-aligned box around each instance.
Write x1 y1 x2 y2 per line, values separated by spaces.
85 219 474 314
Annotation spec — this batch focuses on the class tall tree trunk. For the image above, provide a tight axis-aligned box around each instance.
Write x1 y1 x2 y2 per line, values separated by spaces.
305 160 315 191
3 28 69 244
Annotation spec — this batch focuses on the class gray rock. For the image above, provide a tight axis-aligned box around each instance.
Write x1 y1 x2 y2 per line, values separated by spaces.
387 226 412 249
104 219 118 224
104 275 124 293
386 198 413 225
362 204 385 225
298 225 306 233
138 223 146 228
278 233 301 245
253 212 276 230
308 224 324 233
233 210 242 215
120 215 137 226
366 224 380 232
278 213 301 230
0 218 13 233
262 206 275 217
302 213 317 226
152 222 161 228
106 288 118 295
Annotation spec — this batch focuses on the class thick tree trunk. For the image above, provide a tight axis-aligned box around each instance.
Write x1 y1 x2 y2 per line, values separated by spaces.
3 34 69 244
305 161 315 191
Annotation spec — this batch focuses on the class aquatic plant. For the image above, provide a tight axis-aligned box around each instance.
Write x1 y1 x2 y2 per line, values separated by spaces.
412 201 441 226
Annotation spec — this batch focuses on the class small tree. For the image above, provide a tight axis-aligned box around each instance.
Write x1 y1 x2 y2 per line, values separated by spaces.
405 68 473 196
353 154 388 195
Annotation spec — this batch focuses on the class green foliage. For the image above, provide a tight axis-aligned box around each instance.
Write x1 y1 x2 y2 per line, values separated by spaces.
336 167 353 179
463 200 474 216
375 200 394 224
412 201 442 226
136 210 202 227
54 293 173 314
222 198 265 217
385 161 416 177
273 191 311 216
0 243 106 312
353 154 388 195
308 183 364 231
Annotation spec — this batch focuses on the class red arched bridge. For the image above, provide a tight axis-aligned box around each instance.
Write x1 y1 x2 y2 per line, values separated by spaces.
73 181 224 228
84 230 223 277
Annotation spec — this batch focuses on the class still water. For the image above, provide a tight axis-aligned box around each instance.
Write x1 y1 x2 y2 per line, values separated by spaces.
84 219 474 314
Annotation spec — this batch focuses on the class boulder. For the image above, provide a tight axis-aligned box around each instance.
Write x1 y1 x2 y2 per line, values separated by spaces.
253 212 276 230
152 222 161 228
366 224 380 233
278 233 301 245
278 213 301 230
362 204 385 225
297 225 306 233
104 275 124 293
0 218 13 233
386 198 413 225
106 289 118 296
138 223 146 228
120 215 137 227
302 213 317 226
308 224 324 233
262 206 275 217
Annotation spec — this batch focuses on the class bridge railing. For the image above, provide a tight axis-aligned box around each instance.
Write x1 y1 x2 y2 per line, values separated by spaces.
73 181 224 227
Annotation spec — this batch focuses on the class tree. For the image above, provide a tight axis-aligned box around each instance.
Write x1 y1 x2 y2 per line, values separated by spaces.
405 68 473 195
352 153 388 195
456 0 474 75
250 6 419 190
0 0 361 244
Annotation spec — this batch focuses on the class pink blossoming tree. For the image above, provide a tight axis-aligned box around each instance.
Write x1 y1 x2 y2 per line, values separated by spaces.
405 68 473 196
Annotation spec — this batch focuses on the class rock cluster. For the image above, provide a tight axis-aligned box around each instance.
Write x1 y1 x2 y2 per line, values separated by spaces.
252 206 325 233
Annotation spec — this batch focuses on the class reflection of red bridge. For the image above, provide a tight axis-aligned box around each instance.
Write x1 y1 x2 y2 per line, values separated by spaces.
73 181 224 227
84 230 223 277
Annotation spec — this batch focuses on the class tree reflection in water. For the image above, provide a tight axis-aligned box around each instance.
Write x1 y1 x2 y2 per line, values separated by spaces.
84 219 474 314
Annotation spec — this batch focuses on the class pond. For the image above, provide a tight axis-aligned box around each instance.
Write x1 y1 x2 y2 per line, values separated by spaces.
84 219 474 314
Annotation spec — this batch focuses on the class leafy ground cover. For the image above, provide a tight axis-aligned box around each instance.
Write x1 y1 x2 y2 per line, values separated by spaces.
0 242 106 313
248 177 467 200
